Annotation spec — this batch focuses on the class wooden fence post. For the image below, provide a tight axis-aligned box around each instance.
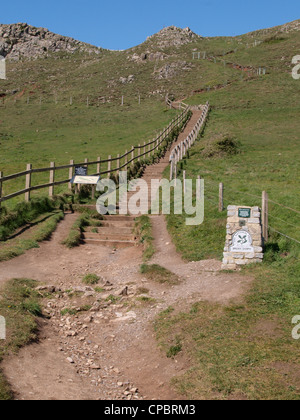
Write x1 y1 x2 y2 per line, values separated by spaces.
262 191 269 242
107 156 111 178
138 144 141 162
97 157 101 175
84 158 89 174
170 158 174 181
197 175 201 201
25 164 32 202
183 170 186 194
69 160 74 190
117 154 120 177
124 151 128 172
49 162 55 197
131 146 134 164
0 171 3 208
219 183 224 212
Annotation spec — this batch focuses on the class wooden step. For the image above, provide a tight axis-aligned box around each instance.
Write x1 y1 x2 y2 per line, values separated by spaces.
84 232 136 241
85 226 134 235
84 238 136 248
102 215 136 222
101 221 135 228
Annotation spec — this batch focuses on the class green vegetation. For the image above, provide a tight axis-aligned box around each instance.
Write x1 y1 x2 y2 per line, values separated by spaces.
140 264 181 285
0 95 179 206
0 210 64 262
0 196 70 241
61 305 91 316
155 242 300 399
105 295 121 304
0 279 43 400
136 296 157 305
166 337 183 359
82 274 100 285
200 133 241 159
135 215 155 262
158 24 300 400
94 287 105 293
62 209 102 248
0 20 300 400
136 287 150 295
60 308 77 316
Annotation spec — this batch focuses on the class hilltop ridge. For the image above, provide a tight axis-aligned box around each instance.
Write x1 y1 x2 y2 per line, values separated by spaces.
144 26 202 48
0 23 101 60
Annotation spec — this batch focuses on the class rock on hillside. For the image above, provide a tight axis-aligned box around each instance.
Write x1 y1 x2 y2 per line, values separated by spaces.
145 26 202 49
0 23 101 60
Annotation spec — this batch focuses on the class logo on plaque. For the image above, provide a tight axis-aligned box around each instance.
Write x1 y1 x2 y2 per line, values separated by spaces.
230 230 254 253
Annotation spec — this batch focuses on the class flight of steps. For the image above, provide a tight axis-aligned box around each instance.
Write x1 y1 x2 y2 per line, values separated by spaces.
83 109 203 249
83 215 137 248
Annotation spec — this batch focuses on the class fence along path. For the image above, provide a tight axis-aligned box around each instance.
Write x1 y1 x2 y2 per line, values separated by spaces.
119 107 207 214
0 106 189 207
169 102 209 180
83 105 208 247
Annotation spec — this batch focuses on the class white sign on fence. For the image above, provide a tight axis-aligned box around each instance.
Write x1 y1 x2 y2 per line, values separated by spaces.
72 176 100 185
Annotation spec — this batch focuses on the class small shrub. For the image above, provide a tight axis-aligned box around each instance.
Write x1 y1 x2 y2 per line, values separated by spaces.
105 295 121 304
201 134 241 158
167 337 183 358
61 308 77 316
82 274 100 285
140 264 181 285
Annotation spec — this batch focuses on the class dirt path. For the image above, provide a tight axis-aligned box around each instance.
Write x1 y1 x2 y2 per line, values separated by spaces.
1 214 252 401
0 111 253 400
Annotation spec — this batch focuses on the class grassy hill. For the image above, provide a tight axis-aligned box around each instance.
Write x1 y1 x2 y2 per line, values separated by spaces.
154 21 300 400
0 19 300 400
0 20 299 209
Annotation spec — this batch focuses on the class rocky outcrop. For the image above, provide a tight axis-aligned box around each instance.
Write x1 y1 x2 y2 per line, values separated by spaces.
146 26 201 49
0 23 101 60
129 51 166 63
153 61 193 80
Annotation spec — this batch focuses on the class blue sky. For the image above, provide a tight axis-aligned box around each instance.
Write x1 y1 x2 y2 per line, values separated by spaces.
1 0 299 50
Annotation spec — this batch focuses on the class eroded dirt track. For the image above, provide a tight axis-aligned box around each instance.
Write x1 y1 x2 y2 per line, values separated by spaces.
0 212 252 401
0 110 252 400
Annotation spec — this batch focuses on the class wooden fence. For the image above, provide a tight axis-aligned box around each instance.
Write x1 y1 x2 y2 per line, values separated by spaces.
169 101 210 180
0 107 190 206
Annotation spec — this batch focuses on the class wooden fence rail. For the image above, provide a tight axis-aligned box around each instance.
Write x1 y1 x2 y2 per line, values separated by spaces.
0 106 190 206
169 101 210 180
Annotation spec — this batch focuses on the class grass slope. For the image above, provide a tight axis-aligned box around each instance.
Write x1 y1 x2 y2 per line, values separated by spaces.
159 22 300 401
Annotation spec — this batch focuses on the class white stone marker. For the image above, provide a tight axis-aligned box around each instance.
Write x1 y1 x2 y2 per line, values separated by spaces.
222 205 264 270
